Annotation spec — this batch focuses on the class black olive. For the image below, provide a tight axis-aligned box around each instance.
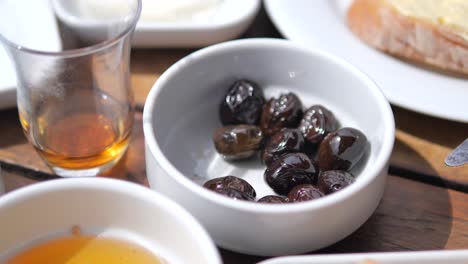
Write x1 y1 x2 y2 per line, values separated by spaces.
213 125 263 160
287 184 324 203
299 105 339 145
264 153 319 195
219 79 265 125
317 127 367 171
213 188 255 201
257 195 289 204
261 128 305 166
203 176 256 200
317 170 354 194
260 93 303 137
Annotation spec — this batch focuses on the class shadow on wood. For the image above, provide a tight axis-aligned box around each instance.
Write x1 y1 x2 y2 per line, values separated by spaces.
100 112 148 187
0 109 25 149
320 176 453 252
392 128 468 191
393 106 468 150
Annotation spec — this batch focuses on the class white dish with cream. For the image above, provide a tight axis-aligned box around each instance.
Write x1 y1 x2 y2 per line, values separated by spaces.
134 0 260 48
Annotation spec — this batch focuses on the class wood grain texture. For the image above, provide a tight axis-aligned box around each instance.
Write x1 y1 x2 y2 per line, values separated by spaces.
131 49 192 108
2 170 467 263
0 5 467 263
1 107 466 263
391 106 468 190
221 176 468 263
0 109 147 185
0 64 467 193
0 105 466 192
0 109 50 173
1 4 463 190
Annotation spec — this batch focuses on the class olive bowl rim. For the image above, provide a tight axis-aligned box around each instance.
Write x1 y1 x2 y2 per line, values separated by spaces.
142 38 396 214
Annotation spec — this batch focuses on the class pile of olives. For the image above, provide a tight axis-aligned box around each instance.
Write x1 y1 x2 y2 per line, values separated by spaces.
205 79 368 204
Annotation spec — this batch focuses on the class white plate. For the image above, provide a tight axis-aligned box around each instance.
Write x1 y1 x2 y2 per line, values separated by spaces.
264 0 468 123
0 0 261 110
258 250 468 264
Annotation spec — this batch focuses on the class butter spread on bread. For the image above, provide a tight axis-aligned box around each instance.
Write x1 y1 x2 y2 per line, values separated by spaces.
390 0 468 40
347 0 468 75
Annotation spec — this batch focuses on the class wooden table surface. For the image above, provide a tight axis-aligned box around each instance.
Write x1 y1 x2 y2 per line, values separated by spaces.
0 5 467 263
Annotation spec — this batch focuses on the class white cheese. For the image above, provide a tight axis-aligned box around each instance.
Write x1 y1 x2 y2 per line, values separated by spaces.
75 0 222 23
140 0 222 22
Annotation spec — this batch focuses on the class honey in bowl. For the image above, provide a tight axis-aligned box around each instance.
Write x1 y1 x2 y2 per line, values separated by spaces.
4 227 165 264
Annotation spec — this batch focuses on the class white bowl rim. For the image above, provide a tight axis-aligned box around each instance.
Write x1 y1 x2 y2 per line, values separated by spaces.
143 38 395 214
0 177 222 263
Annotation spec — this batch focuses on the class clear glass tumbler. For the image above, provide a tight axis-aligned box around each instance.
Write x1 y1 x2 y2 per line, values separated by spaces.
0 0 142 177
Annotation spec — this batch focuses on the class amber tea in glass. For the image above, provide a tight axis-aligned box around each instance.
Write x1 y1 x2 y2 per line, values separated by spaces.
0 0 142 177
19 89 133 174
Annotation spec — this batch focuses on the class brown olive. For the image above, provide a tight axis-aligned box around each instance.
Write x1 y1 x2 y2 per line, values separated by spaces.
261 128 305 166
203 176 256 200
219 79 265 125
299 105 339 145
317 127 367 171
264 153 319 195
257 195 289 204
260 93 303 137
317 170 354 194
213 125 263 160
287 184 324 202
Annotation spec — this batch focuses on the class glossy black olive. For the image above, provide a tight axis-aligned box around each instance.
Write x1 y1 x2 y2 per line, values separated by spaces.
317 127 367 171
264 153 319 195
213 188 255 201
317 170 354 194
299 105 339 145
261 128 305 166
213 125 263 160
260 93 303 137
219 79 265 125
203 176 256 200
257 195 289 204
287 184 324 202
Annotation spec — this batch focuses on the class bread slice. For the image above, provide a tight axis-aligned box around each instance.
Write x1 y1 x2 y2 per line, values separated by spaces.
347 0 468 75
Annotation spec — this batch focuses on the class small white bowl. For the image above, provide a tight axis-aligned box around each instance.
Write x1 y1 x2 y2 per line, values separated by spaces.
0 178 222 264
134 0 261 48
143 38 395 256
53 0 261 48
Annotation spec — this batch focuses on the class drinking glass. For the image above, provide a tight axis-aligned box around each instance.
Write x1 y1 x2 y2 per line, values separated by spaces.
0 0 142 177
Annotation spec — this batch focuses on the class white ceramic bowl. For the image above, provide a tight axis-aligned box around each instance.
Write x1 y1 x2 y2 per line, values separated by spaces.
143 38 395 256
0 178 222 264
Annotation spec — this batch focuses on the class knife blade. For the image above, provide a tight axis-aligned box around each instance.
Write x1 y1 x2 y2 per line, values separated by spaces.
445 139 468 167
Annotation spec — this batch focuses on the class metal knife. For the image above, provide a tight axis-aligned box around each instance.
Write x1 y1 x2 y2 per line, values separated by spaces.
445 139 468 167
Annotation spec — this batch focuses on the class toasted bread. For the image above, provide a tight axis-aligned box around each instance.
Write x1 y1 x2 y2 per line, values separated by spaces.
347 0 468 75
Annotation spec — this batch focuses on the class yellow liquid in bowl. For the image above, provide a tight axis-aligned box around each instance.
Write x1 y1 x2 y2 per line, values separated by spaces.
6 234 164 264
